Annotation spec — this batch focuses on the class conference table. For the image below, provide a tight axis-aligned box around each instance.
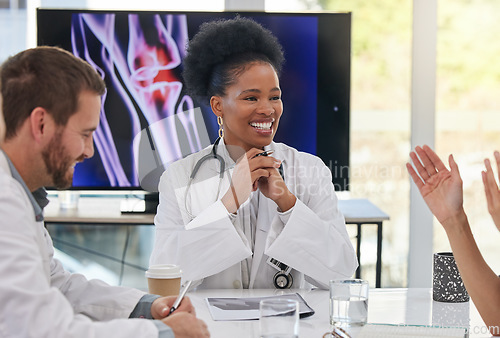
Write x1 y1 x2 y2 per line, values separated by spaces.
187 288 489 337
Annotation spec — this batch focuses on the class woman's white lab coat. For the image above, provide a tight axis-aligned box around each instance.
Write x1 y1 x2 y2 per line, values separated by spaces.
0 152 160 337
150 141 357 289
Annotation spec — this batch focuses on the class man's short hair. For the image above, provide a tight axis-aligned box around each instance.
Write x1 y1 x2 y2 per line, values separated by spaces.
0 46 106 140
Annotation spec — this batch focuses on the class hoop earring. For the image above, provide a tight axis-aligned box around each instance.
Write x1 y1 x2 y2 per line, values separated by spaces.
217 116 224 138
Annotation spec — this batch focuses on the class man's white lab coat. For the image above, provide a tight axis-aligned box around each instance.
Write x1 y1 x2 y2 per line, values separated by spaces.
0 152 160 337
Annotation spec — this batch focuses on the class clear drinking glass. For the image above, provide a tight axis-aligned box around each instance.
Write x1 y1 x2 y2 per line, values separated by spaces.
330 279 369 326
259 298 299 338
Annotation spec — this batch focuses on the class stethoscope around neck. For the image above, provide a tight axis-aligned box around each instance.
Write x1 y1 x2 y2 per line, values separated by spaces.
184 136 292 288
184 137 226 219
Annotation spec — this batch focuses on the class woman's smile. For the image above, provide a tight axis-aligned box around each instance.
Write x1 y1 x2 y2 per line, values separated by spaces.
250 118 275 135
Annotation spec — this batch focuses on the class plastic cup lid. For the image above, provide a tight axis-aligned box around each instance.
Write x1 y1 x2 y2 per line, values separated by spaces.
145 264 182 279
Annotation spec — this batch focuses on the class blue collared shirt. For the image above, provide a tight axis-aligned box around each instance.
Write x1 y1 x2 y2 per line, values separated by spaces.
3 151 47 222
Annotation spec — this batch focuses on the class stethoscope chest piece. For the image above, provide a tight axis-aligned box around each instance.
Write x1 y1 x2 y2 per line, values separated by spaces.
273 270 293 289
267 257 293 289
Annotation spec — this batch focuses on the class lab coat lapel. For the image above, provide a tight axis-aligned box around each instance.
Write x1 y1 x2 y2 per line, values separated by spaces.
249 191 276 287
186 173 225 218
249 143 287 287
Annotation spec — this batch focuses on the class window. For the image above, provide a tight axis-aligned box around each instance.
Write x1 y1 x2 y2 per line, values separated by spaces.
435 0 500 274
0 0 27 9
317 0 412 287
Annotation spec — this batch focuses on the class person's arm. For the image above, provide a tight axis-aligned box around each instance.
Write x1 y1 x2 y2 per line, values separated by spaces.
50 222 208 338
407 145 500 335
149 165 253 283
50 256 147 320
443 211 500 335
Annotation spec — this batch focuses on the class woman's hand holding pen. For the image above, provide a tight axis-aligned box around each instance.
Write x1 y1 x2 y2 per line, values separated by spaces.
250 149 296 211
257 162 296 212
221 148 287 214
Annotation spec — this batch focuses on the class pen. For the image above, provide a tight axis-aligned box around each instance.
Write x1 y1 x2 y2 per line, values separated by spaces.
167 280 192 316
252 150 274 159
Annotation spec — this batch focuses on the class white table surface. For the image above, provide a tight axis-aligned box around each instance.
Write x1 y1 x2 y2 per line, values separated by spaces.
337 198 389 223
187 288 489 338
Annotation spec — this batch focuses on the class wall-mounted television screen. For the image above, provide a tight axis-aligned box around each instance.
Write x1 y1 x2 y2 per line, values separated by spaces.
37 9 351 193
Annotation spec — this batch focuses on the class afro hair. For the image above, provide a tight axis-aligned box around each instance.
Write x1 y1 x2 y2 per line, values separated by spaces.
182 16 285 105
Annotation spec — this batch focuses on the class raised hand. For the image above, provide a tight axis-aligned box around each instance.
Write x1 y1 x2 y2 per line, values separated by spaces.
482 151 500 232
409 147 500 335
406 145 464 228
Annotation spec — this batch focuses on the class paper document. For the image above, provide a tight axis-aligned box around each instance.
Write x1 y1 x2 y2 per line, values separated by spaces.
357 323 468 338
205 293 315 321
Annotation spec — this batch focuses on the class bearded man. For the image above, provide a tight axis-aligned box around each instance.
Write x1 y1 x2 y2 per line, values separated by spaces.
0 46 209 338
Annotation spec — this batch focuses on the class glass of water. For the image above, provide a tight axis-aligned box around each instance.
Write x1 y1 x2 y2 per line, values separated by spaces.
259 298 299 338
330 279 369 326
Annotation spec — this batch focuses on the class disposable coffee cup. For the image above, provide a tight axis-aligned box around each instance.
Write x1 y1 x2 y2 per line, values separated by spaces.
146 264 182 297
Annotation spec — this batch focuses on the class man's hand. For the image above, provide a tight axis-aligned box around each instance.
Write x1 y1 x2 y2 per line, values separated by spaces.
151 296 195 319
161 312 210 338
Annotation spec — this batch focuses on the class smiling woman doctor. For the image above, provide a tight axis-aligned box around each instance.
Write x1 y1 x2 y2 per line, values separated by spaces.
150 17 357 290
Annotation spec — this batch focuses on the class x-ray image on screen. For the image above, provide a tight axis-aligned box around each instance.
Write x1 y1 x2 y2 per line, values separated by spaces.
70 13 209 190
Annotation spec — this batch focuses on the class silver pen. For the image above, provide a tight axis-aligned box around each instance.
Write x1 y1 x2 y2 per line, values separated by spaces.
167 280 193 316
252 149 274 159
